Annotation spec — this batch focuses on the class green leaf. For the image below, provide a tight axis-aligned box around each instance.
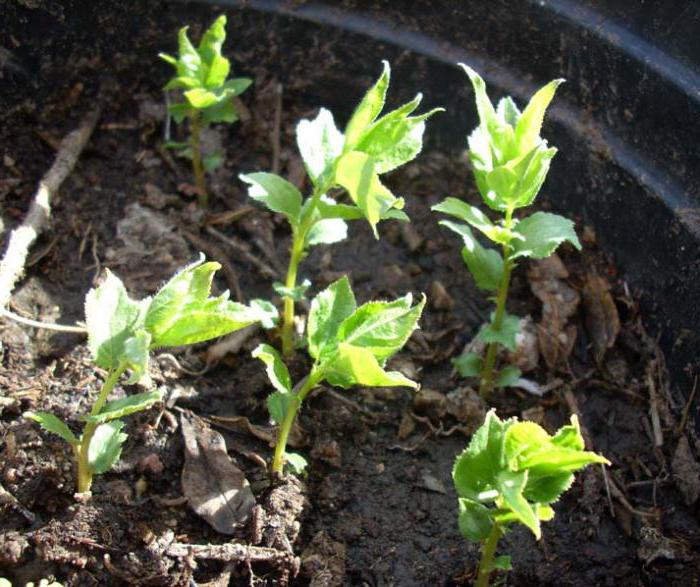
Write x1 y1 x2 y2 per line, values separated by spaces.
457 498 494 541
252 344 292 395
201 97 238 124
511 212 581 260
296 108 345 185
306 218 348 246
88 421 128 475
159 52 177 67
344 60 390 150
515 78 564 155
335 150 403 237
203 152 224 172
324 343 417 389
497 469 541 538
273 279 311 301
493 555 513 571
145 258 277 347
123 330 152 384
355 93 442 174
85 390 163 424
222 77 252 95
336 294 425 363
240 172 302 225
197 15 227 64
176 26 201 79
439 220 504 290
267 391 295 425
164 75 201 91
184 88 219 110
495 365 521 388
85 270 148 371
551 415 585 451
24 412 78 446
284 452 308 474
452 352 483 377
205 54 230 88
307 276 357 361
453 409 511 500
497 96 521 127
167 103 190 124
510 142 558 208
432 198 506 244
486 166 518 200
476 313 521 352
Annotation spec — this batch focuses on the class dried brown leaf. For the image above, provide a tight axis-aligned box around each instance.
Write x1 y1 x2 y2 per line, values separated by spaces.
582 272 620 361
180 413 255 535
672 436 700 506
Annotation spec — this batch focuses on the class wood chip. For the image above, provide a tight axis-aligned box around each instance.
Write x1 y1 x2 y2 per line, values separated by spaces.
582 272 620 361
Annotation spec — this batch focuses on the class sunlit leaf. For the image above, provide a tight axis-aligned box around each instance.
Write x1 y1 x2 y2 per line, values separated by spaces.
307 276 357 361
252 344 292 396
296 108 344 185
511 212 581 260
84 390 163 424
240 172 302 225
324 343 417 389
344 60 390 150
24 412 78 446
88 421 128 475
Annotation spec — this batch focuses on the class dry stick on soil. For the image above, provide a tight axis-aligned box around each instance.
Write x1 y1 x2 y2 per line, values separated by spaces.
646 359 664 447
677 375 698 435
0 105 101 327
166 542 296 565
205 226 280 280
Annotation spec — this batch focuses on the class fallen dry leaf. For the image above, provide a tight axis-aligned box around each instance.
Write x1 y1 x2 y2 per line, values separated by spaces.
527 255 581 371
582 272 620 361
180 413 255 535
506 316 540 373
672 436 700 506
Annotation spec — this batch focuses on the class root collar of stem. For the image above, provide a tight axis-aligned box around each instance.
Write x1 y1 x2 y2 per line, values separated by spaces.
475 523 503 587
271 371 322 474
190 112 207 208
76 364 126 494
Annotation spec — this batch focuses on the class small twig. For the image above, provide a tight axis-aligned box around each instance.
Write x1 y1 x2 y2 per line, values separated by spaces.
0 105 101 310
157 143 182 178
0 307 86 333
271 82 283 175
157 353 209 376
600 464 615 518
166 542 295 565
646 360 664 447
205 226 280 280
0 482 35 524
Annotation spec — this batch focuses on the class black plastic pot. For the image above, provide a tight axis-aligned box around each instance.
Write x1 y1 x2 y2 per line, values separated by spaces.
2 1 698 417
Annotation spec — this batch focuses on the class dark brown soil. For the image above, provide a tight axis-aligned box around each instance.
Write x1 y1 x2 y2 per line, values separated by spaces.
1 4 699 586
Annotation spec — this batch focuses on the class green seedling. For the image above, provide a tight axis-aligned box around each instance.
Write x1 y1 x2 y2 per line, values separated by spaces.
252 275 425 474
433 65 581 398
453 410 609 586
26 257 276 494
160 15 251 207
242 61 441 357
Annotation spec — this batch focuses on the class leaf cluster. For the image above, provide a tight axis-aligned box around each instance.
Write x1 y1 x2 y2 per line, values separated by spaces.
453 410 609 541
242 61 442 242
253 275 424 432
160 15 251 125
26 257 277 479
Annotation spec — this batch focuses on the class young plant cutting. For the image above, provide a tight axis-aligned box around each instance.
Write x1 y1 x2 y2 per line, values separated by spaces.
160 15 252 206
241 61 441 356
3 6 696 585
433 65 581 398
253 275 425 473
453 410 610 586
25 258 276 494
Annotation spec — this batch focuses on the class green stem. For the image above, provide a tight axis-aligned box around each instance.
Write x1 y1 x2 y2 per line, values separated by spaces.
280 184 327 358
76 364 127 494
271 369 323 474
475 523 502 587
190 111 207 208
479 208 515 399
281 231 305 358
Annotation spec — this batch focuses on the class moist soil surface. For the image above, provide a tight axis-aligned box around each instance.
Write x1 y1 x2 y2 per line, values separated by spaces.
1 4 699 586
